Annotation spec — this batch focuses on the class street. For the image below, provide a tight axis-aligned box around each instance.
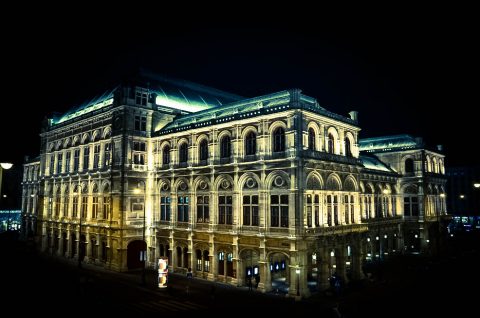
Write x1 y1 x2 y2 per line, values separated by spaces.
1 230 479 317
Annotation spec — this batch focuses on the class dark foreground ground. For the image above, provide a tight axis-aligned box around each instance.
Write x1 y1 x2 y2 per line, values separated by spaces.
1 231 479 317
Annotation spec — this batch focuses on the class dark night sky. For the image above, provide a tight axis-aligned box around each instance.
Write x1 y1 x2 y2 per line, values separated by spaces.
2 15 477 168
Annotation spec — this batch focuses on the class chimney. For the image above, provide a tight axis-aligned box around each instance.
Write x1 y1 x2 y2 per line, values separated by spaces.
348 111 358 122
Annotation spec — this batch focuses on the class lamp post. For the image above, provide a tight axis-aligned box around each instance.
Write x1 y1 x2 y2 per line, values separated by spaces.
295 267 300 297
135 181 146 286
1 163 13 231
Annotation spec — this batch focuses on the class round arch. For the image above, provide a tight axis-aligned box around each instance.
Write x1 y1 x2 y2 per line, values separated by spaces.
265 170 291 190
213 174 235 192
306 171 324 190
343 175 358 192
238 172 262 191
326 173 342 191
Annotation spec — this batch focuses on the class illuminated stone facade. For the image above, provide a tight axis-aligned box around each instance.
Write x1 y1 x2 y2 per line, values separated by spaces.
21 71 448 297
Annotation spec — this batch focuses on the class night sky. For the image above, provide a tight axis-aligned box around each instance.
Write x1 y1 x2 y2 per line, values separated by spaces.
2 18 476 167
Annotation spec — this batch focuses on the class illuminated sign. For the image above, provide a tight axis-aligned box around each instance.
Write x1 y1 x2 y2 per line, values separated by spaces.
158 258 168 288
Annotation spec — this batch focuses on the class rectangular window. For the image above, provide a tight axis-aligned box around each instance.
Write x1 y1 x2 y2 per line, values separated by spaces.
93 144 100 169
270 195 288 227
103 196 111 219
135 92 148 107
242 195 258 226
73 149 80 172
219 195 233 225
49 155 55 175
81 196 88 219
63 196 69 217
133 153 145 165
134 115 147 130
83 146 90 171
333 195 339 225
327 195 332 226
65 151 71 173
196 195 209 223
104 143 111 166
350 195 355 223
57 153 63 174
314 195 320 226
92 197 98 219
160 196 171 221
55 196 61 217
344 195 350 224
177 196 189 222
306 195 312 227
72 197 78 218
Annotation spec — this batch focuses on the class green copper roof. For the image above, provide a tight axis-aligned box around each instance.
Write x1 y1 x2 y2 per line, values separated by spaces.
52 70 244 125
360 155 396 173
359 134 421 153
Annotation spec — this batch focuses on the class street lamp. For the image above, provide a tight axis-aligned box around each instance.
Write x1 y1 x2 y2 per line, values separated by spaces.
135 181 146 286
295 267 300 297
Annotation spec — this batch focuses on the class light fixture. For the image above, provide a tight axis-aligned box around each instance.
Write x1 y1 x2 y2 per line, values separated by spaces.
440 193 446 198
474 183 480 189
0 163 13 170
460 194 465 199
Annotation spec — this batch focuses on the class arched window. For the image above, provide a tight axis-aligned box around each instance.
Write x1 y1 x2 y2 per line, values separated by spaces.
328 133 335 154
220 136 231 159
345 137 352 157
273 127 285 152
308 128 315 150
179 143 188 163
162 145 170 165
405 158 414 173
199 139 208 161
245 132 256 156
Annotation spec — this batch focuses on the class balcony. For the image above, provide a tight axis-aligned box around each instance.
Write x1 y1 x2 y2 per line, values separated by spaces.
305 223 368 236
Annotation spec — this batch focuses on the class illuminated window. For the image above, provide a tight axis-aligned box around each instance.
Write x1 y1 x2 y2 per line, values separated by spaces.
273 127 285 152
243 195 259 226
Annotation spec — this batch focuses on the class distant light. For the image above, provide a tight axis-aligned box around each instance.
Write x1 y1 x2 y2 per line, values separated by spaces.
345 261 351 265
383 189 390 195
474 183 480 189
414 234 418 238
426 239 430 243
367 237 371 242
460 195 465 199
440 193 446 198
332 265 336 268
0 163 13 169
295 268 300 274
330 251 335 257
376 236 379 240
384 234 388 239
450 234 454 237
